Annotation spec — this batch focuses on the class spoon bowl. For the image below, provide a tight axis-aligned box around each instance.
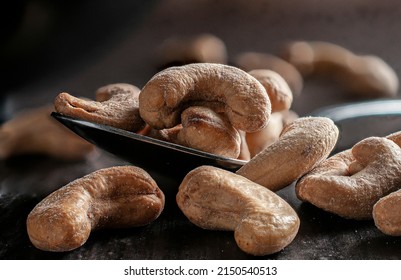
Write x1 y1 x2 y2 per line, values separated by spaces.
51 112 246 178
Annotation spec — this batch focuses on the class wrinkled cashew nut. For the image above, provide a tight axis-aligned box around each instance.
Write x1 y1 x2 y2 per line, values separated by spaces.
373 189 401 236
176 166 300 256
54 83 145 132
237 117 339 191
27 166 165 252
296 137 401 220
138 63 271 133
142 106 242 158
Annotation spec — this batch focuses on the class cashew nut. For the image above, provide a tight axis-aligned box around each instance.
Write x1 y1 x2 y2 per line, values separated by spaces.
54 83 145 132
237 117 339 191
373 189 401 236
157 33 228 67
176 106 241 158
248 69 293 112
138 63 271 133
27 166 165 252
145 124 182 143
142 106 241 158
281 41 399 98
234 52 304 96
296 137 401 220
387 130 401 147
245 110 299 158
176 165 300 256
0 105 95 160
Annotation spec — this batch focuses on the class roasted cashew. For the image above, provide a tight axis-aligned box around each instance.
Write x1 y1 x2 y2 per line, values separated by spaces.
157 33 228 67
248 69 293 113
138 63 271 133
237 117 338 191
245 110 298 158
54 83 145 132
234 52 303 96
373 188 401 236
27 166 165 252
142 106 241 158
387 130 401 147
237 130 251 161
176 106 241 158
296 137 401 220
281 41 399 98
0 105 94 160
176 166 300 256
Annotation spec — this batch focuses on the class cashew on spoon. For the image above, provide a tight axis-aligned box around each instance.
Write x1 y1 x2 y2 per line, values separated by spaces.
138 63 271 133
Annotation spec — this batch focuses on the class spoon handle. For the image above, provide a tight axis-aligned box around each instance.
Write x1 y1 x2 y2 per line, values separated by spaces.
311 99 401 151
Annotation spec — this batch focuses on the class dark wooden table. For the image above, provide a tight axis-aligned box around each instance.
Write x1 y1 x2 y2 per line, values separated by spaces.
2 0 401 260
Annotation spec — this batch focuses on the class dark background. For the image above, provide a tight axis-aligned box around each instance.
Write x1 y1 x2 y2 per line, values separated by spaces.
1 0 401 259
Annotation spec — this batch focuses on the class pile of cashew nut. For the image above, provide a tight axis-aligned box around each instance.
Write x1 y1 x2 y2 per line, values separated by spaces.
296 131 401 236
17 34 401 256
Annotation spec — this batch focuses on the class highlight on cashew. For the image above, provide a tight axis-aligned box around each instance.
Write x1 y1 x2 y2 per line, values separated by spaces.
234 51 304 96
281 40 399 98
296 136 401 220
0 105 95 161
27 166 165 252
176 165 300 256
54 83 145 132
138 63 271 133
236 116 339 192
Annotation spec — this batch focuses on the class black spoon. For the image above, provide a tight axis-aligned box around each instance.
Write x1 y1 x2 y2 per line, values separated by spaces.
52 99 401 177
51 112 247 178
311 99 401 152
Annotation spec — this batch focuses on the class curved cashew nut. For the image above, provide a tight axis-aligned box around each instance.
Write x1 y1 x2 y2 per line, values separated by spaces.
138 63 271 133
27 166 165 252
237 117 339 191
373 189 401 236
54 83 145 132
176 106 241 158
281 41 399 98
176 166 300 256
296 137 401 220
143 106 241 158
248 69 293 112
234 52 303 96
0 105 95 160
